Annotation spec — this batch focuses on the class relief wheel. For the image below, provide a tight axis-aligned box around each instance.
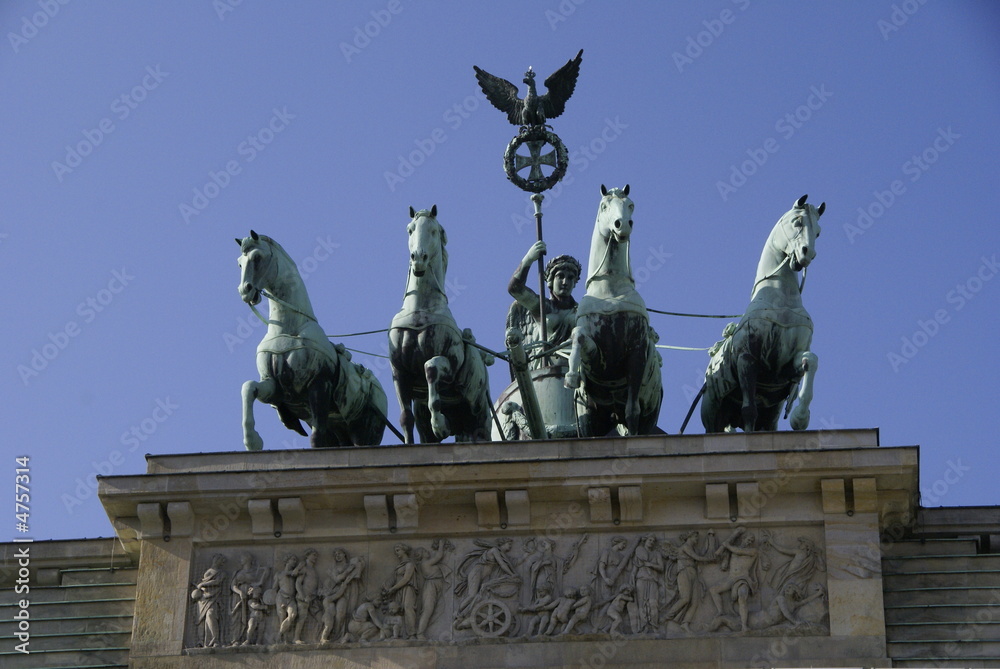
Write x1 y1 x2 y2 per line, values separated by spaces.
470 598 513 637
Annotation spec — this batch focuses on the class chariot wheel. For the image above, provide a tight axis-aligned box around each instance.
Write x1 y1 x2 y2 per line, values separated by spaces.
470 598 513 637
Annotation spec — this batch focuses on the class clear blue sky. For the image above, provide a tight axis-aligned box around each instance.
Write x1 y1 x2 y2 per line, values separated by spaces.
3 1 998 541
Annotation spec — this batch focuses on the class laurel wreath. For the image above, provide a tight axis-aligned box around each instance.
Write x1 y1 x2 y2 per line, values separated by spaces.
503 126 569 193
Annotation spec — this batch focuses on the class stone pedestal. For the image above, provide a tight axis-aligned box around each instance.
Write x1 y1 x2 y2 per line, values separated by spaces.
98 428 913 668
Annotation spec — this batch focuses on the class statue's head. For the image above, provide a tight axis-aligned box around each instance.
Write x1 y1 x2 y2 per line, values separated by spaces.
782 582 804 600
545 254 581 299
680 530 698 544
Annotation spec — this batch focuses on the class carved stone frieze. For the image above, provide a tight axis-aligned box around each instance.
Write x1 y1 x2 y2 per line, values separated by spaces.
184 528 830 649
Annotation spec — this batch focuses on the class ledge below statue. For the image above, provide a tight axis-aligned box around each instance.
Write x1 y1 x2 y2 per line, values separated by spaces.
98 428 907 668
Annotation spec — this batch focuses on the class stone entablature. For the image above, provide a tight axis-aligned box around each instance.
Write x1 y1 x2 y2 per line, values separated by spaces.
98 428 913 667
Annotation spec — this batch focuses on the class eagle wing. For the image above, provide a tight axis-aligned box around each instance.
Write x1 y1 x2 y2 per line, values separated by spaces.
474 65 524 126
540 49 583 120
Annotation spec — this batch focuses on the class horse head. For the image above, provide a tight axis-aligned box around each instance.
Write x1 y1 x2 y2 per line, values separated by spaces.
586 185 635 286
777 194 824 271
406 205 448 281
597 184 634 244
235 229 278 306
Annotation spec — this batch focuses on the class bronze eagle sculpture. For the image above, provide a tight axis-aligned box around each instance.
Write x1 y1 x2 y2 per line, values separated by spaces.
474 49 583 127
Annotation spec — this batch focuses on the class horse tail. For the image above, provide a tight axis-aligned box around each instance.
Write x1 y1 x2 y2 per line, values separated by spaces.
679 383 706 434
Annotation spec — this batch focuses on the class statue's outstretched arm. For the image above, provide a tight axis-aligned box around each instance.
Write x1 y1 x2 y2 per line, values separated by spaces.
508 241 547 317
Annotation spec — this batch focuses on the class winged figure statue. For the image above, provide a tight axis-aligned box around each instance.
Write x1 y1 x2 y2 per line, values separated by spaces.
474 49 583 127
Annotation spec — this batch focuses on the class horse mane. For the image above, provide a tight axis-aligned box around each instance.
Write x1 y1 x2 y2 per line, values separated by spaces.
257 235 295 267
241 234 295 268
418 210 449 274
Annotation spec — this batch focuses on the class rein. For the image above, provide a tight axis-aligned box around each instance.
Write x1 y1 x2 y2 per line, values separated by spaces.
247 288 319 327
586 231 632 288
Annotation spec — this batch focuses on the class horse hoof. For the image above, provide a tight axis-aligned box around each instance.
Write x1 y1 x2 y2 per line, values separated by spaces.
244 432 264 451
790 408 810 430
431 416 450 440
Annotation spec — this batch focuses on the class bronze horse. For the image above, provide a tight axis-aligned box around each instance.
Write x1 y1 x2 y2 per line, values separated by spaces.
389 207 494 443
701 195 824 433
565 186 663 436
237 231 388 449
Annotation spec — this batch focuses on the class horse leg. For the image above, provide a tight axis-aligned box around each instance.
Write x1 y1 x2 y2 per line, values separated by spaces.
392 372 415 444
789 351 818 430
758 404 783 432
700 385 721 433
413 402 435 443
389 329 417 444
624 343 648 435
564 324 595 390
572 387 594 438
306 373 338 448
425 356 453 441
736 351 759 433
353 378 389 446
241 378 276 451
